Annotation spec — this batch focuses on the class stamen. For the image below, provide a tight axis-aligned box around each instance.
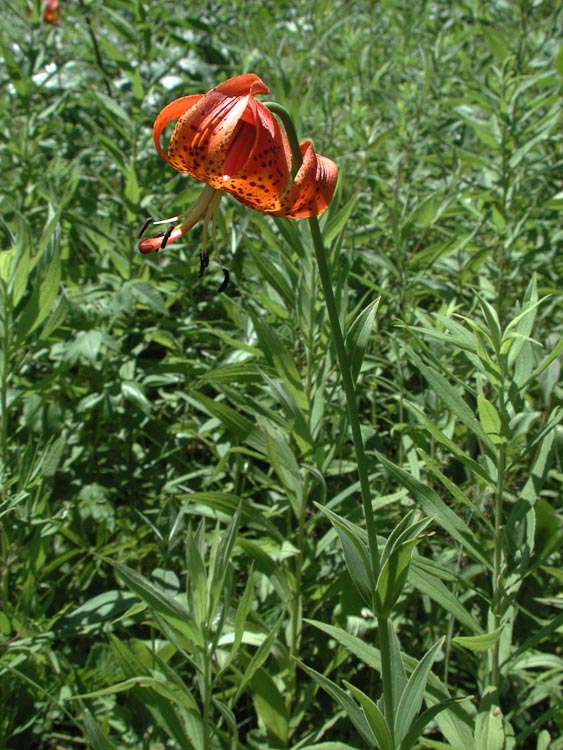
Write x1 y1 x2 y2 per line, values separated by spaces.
198 250 210 277
211 203 221 264
160 224 175 249
217 268 230 293
138 216 153 238
136 186 222 262
198 190 223 278
152 215 179 226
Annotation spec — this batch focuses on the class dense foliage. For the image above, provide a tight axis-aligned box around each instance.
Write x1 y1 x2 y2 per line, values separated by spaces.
1 1 562 749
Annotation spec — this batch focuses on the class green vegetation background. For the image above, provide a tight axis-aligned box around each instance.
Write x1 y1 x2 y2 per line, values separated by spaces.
1 1 562 748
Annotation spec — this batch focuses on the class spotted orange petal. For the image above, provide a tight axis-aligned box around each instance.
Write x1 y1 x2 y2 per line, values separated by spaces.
213 73 270 98
153 94 203 164
272 140 338 218
160 74 270 179
221 99 292 212
149 75 336 222
169 93 254 184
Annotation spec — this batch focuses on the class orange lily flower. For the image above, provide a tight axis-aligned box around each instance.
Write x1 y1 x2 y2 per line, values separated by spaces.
43 0 61 24
138 73 338 259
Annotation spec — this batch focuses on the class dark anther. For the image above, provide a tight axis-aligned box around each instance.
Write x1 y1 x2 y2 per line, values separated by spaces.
198 250 210 278
217 268 230 293
137 216 153 238
160 224 174 249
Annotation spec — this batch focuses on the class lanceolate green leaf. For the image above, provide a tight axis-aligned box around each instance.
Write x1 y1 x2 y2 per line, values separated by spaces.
375 536 420 617
453 627 504 653
417 450 492 528
234 613 284 701
207 508 240 624
344 681 393 750
262 422 302 516
394 639 444 743
186 528 208 630
248 668 289 747
298 662 378 748
249 309 308 411
12 240 31 307
217 568 255 677
111 560 203 647
305 620 475 750
318 505 374 606
323 191 358 245
179 491 283 543
406 401 493 487
375 514 431 616
409 556 483 634
474 688 504 750
74 675 198 710
17 244 61 340
188 391 256 440
247 240 295 307
386 618 407 720
345 298 380 384
476 394 504 444
82 709 118 750
108 636 203 750
376 453 491 570
525 335 563 389
399 697 469 750
406 351 495 452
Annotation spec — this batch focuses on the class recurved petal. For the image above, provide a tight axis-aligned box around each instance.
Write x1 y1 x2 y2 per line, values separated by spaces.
273 140 338 219
163 75 267 181
214 73 270 98
167 92 254 184
153 94 203 163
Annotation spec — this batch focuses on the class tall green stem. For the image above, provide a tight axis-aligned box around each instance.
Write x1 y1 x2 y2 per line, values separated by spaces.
201 642 211 750
265 100 405 725
308 213 396 723
306 217 379 567
0 277 11 469
265 103 380 582
288 483 307 704
288 261 318 713
377 618 395 731
491 398 507 692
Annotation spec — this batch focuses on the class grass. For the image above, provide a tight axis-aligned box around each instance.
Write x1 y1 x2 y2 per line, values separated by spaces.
1 0 563 748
